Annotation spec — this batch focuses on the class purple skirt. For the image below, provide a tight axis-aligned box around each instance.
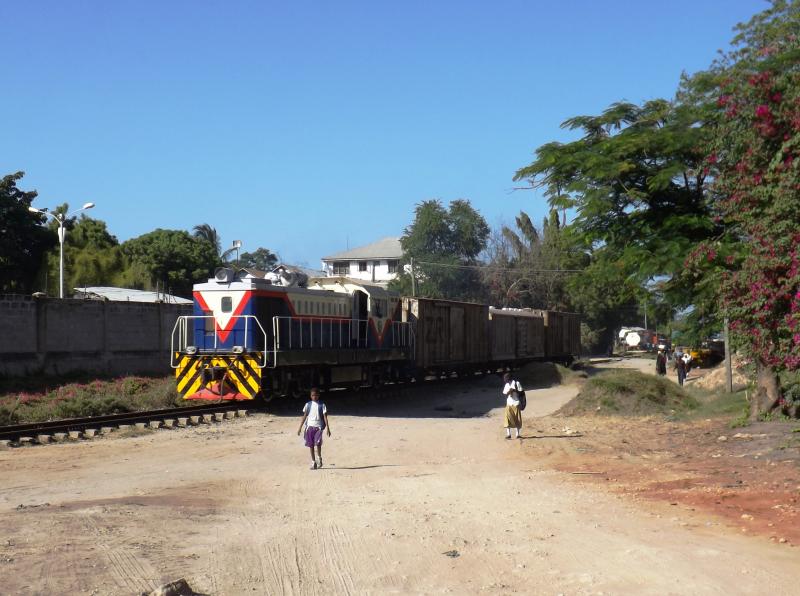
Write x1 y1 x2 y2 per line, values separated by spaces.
304 426 323 447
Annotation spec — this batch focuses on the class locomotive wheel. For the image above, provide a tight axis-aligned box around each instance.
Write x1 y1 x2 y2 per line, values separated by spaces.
287 381 302 400
256 390 274 404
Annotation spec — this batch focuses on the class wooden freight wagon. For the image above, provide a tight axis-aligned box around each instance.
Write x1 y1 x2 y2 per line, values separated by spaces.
402 298 488 375
533 310 581 362
488 308 545 362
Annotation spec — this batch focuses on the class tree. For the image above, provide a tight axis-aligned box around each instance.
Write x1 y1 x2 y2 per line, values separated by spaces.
688 0 800 417
121 229 220 297
193 223 221 256
239 247 279 271
514 99 716 286
513 96 721 349
43 212 123 292
391 199 489 301
67 217 124 291
0 172 56 294
484 210 582 311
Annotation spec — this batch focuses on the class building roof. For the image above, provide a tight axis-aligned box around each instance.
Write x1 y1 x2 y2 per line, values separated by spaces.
273 263 326 278
322 237 402 261
73 286 192 304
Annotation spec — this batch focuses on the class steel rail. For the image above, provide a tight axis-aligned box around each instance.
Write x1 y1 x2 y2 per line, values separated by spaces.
0 403 249 443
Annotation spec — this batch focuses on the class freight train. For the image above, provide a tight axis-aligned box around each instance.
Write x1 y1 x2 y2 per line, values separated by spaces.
171 268 581 401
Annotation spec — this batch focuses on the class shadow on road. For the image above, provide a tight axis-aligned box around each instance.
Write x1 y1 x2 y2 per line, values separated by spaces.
258 361 587 421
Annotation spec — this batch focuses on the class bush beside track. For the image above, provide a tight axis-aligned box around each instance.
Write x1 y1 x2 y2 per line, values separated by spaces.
0 376 181 425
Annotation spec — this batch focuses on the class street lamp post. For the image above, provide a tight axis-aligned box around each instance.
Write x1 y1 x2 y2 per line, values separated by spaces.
29 202 96 298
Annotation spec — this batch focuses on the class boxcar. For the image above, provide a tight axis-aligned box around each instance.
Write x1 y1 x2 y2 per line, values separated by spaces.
533 310 581 363
402 298 488 376
488 308 545 363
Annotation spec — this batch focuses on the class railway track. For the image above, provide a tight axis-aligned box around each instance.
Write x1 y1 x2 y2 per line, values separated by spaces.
0 403 252 447
0 372 505 449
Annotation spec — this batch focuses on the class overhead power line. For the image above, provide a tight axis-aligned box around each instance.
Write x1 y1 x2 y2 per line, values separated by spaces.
413 259 584 274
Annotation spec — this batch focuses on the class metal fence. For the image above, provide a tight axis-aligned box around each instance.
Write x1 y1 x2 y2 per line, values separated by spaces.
171 314 414 369
170 315 268 367
271 316 413 351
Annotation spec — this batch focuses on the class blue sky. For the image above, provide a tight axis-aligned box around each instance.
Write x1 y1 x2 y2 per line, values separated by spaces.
3 0 767 267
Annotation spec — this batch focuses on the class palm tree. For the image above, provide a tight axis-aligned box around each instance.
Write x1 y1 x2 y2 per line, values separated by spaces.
192 223 221 256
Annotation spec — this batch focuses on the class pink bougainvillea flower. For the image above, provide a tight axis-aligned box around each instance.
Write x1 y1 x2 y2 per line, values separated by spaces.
755 104 771 118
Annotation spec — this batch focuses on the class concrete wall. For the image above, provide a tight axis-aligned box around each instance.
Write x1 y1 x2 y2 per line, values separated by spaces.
0 295 192 377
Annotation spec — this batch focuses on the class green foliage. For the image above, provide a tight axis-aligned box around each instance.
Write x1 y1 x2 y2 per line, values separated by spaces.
515 97 717 282
0 172 56 293
42 213 124 292
513 94 723 349
693 0 800 375
564 251 642 350
193 223 221 256
392 199 489 301
239 247 279 270
484 209 584 311
121 229 220 297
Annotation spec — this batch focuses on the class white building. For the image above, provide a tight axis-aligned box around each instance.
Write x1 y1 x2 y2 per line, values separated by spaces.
321 237 403 285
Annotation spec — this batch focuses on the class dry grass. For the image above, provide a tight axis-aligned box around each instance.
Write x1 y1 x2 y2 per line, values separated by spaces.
558 369 698 417
0 376 181 425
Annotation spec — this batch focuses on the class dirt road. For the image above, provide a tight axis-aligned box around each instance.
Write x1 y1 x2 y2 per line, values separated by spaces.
1 372 798 595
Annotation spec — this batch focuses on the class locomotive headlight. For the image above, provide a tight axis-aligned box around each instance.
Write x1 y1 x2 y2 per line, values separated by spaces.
232 345 244 354
186 345 198 355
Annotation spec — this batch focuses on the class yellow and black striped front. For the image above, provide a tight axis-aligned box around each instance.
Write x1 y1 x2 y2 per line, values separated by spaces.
175 353 262 400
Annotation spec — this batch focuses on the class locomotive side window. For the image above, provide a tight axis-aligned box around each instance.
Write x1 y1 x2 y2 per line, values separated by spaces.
221 296 232 313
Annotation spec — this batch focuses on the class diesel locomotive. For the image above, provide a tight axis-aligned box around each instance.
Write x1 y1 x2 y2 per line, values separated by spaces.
171 267 580 401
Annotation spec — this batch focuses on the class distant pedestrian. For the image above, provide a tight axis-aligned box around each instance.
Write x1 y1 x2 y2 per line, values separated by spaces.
655 349 667 376
297 387 330 470
675 356 686 386
502 372 523 439
682 351 693 375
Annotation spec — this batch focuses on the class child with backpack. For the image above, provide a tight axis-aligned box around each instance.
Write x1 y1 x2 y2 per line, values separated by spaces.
297 387 331 470
502 372 525 439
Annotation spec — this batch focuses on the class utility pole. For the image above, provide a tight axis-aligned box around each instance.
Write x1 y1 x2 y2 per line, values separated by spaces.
410 257 417 296
28 202 95 298
724 314 733 393
643 301 647 330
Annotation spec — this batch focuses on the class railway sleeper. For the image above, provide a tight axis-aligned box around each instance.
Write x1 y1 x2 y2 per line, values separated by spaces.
1 407 251 448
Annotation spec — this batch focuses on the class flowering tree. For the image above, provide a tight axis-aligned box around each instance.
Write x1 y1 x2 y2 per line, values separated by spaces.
698 0 800 417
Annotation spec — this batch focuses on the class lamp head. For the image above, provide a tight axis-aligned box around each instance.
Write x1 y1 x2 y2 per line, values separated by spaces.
82 202 95 210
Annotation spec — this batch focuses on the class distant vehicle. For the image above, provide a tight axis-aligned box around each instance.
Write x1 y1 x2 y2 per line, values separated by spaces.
689 339 725 368
618 327 665 352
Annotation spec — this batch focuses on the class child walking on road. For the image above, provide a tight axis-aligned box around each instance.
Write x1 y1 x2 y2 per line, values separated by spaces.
502 372 523 439
297 387 331 470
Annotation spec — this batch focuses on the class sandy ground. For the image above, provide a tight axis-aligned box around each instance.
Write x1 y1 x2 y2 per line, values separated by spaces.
1 364 799 595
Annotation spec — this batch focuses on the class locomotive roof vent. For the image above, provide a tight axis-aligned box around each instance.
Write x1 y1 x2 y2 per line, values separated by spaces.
214 267 235 283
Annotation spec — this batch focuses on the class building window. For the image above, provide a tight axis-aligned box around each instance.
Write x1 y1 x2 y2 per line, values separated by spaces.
387 260 398 274
333 261 349 275
359 261 367 272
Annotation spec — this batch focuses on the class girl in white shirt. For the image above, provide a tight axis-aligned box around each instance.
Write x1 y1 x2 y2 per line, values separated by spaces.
502 372 523 439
